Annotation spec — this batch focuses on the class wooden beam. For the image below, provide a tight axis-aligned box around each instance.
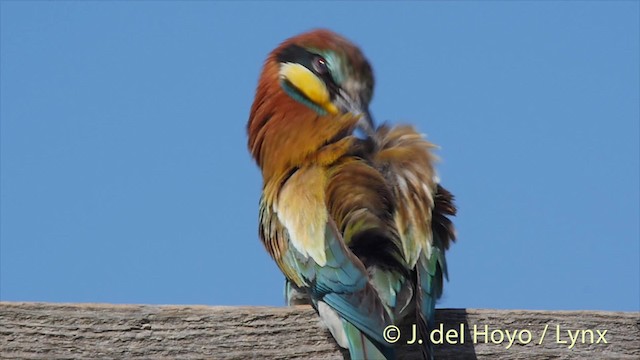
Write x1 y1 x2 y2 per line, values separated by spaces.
1 302 638 359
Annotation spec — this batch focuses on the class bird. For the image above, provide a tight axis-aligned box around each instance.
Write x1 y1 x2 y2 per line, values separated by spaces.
247 29 456 360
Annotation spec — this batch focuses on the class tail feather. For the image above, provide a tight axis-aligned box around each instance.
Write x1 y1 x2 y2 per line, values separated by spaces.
416 254 443 360
343 320 394 360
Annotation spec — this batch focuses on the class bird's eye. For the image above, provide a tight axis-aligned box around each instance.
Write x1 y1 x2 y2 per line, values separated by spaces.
312 56 329 75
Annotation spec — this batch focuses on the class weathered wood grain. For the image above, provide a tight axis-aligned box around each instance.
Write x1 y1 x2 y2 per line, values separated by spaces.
1 302 638 359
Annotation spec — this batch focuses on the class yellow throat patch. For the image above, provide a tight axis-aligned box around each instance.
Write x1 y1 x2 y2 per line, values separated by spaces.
279 62 339 115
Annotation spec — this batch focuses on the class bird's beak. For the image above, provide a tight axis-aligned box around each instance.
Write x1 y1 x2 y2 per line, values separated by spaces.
334 89 375 137
359 107 375 136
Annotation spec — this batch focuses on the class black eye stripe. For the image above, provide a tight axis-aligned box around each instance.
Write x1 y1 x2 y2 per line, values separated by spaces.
276 44 309 64
277 44 340 101
278 45 335 79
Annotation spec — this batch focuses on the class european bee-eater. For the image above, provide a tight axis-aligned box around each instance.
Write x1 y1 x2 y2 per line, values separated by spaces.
247 29 456 360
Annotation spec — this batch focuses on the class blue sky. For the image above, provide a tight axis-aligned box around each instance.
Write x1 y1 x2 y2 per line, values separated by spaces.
1 1 638 312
